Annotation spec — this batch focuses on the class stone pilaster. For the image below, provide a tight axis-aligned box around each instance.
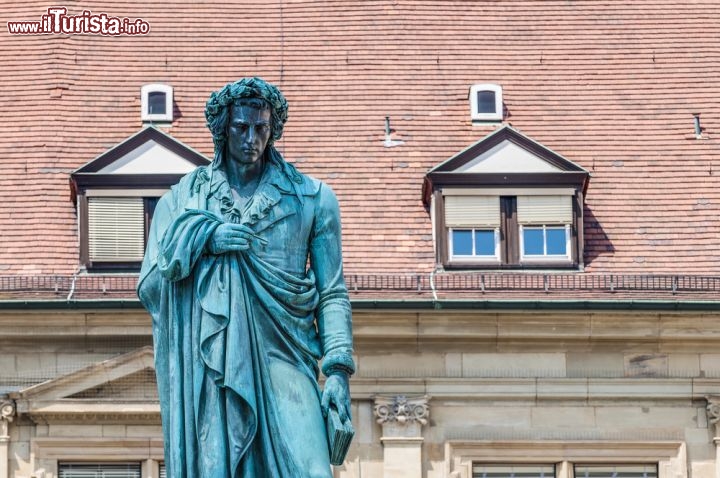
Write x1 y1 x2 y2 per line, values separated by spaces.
374 395 429 478
706 396 720 478
0 401 15 478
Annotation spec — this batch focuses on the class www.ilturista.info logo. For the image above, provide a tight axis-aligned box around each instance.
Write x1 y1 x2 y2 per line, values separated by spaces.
7 7 150 35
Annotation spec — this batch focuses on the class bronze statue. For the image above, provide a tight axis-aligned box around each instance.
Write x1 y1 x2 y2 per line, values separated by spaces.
138 77 354 477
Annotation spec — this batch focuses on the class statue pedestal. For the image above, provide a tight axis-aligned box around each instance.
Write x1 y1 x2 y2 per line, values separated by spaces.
374 396 429 478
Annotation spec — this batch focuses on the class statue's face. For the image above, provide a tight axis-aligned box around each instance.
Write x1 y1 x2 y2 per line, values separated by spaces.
226 103 272 165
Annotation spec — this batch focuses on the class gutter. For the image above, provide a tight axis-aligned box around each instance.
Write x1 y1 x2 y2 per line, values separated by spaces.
0 298 718 312
351 299 720 311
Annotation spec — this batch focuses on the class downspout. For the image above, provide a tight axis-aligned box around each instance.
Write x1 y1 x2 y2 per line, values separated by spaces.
429 269 438 301
66 266 82 301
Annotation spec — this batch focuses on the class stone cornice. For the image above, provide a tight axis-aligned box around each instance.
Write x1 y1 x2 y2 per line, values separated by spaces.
350 377 720 401
16 400 159 425
33 437 164 460
0 309 719 349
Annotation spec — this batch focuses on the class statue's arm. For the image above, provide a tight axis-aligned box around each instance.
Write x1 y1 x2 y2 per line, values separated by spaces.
311 183 354 421
140 173 223 288
137 191 176 314
310 183 355 378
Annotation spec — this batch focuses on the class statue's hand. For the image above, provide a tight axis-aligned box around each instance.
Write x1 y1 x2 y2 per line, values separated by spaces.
321 373 351 423
207 223 255 255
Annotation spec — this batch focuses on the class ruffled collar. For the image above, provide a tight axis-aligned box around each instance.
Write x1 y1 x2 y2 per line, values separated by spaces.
195 161 294 225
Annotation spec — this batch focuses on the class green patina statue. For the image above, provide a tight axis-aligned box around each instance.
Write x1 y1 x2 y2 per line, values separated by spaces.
137 77 354 477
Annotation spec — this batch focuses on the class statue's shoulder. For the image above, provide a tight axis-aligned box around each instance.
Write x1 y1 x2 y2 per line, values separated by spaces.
298 173 340 214
158 166 209 210
179 166 210 191
167 166 210 196
282 162 321 196
297 172 323 196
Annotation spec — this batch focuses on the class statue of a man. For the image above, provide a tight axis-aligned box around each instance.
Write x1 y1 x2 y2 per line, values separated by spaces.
138 77 354 477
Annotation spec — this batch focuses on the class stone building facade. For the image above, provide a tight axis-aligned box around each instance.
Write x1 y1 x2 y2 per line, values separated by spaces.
1 1 720 477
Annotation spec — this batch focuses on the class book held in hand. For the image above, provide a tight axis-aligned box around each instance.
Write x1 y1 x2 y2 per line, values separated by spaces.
326 406 354 466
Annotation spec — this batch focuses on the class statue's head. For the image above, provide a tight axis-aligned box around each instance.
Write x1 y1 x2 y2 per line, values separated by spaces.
205 77 288 165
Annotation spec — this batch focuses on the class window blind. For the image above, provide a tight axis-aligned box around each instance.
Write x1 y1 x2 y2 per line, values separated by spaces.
445 195 500 227
58 463 141 478
88 197 145 262
516 195 572 224
159 463 166 478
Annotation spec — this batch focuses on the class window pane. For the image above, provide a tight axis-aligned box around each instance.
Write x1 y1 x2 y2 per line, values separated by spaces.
473 464 555 478
574 465 657 478
148 91 167 115
477 90 496 113
452 230 473 255
523 228 544 255
546 227 567 255
59 463 141 478
474 230 495 255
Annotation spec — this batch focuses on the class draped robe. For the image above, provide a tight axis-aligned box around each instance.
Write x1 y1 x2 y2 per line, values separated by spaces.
137 152 354 477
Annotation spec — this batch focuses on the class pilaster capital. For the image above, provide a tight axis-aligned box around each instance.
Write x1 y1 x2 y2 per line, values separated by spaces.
374 395 429 439
706 395 720 424
0 400 15 439
374 395 430 425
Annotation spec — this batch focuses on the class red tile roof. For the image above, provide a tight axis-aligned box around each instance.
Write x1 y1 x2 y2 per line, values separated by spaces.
1 0 719 280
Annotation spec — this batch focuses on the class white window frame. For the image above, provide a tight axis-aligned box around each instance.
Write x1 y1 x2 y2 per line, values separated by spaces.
445 440 685 478
32 437 164 478
573 464 658 478
470 83 503 121
472 463 556 478
141 84 173 122
59 462 142 478
449 227 501 262
519 224 572 262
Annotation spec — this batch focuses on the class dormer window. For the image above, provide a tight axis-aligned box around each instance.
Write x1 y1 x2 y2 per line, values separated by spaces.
423 126 590 270
141 84 173 123
70 127 210 271
470 83 503 122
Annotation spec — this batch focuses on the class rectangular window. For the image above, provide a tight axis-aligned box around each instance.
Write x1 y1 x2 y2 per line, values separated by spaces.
82 195 159 269
148 91 167 115
441 192 577 268
472 464 556 478
59 462 141 478
159 463 166 478
520 225 571 259
574 465 658 478
88 197 146 263
469 83 503 121
450 228 499 259
516 195 573 263
476 90 497 114
445 195 501 262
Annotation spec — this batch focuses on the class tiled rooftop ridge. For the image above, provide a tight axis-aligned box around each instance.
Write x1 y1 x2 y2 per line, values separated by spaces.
1 1 719 277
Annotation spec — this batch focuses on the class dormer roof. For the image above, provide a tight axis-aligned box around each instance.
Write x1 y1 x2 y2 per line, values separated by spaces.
70 126 210 199
423 126 590 206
